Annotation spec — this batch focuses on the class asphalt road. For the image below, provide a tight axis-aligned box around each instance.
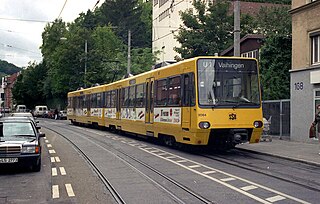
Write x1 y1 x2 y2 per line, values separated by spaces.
1 119 319 204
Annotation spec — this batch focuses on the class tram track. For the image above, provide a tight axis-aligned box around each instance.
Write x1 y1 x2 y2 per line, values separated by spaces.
45 126 126 204
197 149 320 193
44 124 216 204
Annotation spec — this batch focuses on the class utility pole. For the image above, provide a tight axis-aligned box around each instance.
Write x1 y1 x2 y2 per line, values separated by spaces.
84 40 88 87
127 30 131 76
234 0 240 57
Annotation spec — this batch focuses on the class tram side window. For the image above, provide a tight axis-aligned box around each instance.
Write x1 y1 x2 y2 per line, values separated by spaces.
122 87 129 107
156 79 167 106
128 86 135 107
105 91 111 108
85 95 90 109
136 84 145 107
110 90 116 108
78 96 83 109
168 76 181 106
91 93 97 108
97 93 102 108
68 97 71 108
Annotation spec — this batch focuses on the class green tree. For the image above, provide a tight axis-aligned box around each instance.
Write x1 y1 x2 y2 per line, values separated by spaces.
95 0 151 48
174 0 254 59
256 6 292 100
12 62 47 108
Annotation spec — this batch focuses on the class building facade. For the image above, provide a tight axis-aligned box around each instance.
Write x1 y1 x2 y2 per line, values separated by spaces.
1 72 20 112
152 0 284 63
290 0 320 142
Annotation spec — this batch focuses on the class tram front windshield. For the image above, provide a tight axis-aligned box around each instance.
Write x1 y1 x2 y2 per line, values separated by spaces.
197 58 260 107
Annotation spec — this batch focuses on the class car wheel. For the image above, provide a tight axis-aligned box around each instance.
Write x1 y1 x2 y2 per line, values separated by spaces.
32 157 41 172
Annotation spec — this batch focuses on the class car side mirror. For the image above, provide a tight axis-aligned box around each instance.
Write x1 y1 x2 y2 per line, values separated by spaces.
36 120 39 123
39 132 45 137
36 126 41 130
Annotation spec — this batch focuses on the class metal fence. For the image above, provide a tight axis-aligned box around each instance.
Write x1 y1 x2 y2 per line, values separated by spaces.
262 99 290 138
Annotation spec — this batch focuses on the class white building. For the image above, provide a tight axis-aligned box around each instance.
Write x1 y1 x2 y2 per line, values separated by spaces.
152 0 194 63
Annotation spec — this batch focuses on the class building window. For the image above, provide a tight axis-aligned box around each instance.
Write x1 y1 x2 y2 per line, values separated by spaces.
159 0 169 7
159 8 170 22
153 0 158 6
241 50 259 59
311 34 320 65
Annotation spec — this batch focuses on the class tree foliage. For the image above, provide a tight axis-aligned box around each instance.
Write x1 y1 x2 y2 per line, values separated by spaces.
259 36 291 100
256 6 292 100
174 0 254 59
13 0 154 109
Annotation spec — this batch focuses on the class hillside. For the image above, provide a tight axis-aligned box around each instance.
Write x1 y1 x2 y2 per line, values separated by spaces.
0 59 22 78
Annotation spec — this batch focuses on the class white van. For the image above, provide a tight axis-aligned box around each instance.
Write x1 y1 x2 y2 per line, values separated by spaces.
16 105 26 112
33 105 48 117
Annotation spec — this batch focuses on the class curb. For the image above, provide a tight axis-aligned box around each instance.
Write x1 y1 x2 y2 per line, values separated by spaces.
236 147 320 168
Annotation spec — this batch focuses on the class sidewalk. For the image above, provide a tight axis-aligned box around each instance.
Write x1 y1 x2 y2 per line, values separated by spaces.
237 137 320 167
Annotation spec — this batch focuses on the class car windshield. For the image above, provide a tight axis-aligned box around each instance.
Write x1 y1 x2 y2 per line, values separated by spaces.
0 122 35 137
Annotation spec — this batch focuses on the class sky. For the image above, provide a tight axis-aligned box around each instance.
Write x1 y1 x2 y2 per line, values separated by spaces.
0 0 104 68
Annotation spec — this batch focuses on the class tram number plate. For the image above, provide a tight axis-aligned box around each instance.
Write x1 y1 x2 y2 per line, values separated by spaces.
0 158 18 163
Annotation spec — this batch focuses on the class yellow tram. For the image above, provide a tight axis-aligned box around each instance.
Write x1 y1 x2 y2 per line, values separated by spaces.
67 56 263 149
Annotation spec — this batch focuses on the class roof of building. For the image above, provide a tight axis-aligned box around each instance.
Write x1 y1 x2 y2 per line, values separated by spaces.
220 34 264 56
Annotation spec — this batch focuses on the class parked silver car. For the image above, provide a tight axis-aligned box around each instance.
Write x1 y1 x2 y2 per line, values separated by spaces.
0 118 45 171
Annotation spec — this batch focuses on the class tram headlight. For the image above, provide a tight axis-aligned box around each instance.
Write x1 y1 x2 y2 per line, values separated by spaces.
253 121 263 128
199 122 210 129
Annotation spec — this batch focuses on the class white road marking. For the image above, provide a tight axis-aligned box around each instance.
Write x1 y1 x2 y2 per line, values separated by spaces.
221 178 236 182
202 170 216 175
47 144 52 148
266 195 286 203
129 143 139 146
55 157 61 162
52 168 57 176
52 185 59 199
44 137 47 139
65 184 75 197
189 165 201 168
143 147 154 150
165 156 176 159
49 149 56 154
121 141 127 143
241 185 258 191
150 150 160 153
176 160 187 163
50 157 56 163
158 153 168 156
141 148 311 204
45 140 49 143
59 167 66 175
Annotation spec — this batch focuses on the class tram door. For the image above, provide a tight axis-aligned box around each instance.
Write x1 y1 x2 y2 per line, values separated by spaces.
116 86 122 120
145 78 154 124
181 74 193 129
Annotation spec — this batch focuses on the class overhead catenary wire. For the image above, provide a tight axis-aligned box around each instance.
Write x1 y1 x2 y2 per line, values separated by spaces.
57 0 69 19
0 42 41 54
0 17 51 23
